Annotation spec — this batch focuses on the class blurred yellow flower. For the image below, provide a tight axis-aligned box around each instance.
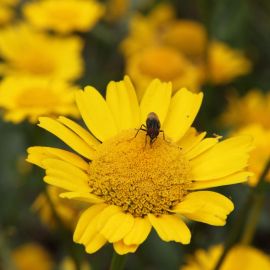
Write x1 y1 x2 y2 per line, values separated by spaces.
0 5 14 25
1 0 18 5
12 243 54 270
59 257 91 270
0 24 83 80
24 0 104 34
162 20 207 57
221 90 270 129
208 41 251 84
181 244 270 270
121 4 175 57
33 186 82 229
27 76 252 255
126 46 201 99
233 124 270 186
0 76 79 123
105 0 130 22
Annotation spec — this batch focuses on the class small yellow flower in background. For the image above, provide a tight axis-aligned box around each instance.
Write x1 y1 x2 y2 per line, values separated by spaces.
23 0 104 34
12 243 54 270
162 20 207 57
1 0 19 5
181 244 270 270
126 46 201 99
207 41 251 85
120 4 175 57
60 257 91 270
233 125 270 186
121 4 251 87
0 24 83 80
0 5 14 25
0 76 79 123
221 90 270 129
33 186 83 229
105 0 130 22
27 76 252 255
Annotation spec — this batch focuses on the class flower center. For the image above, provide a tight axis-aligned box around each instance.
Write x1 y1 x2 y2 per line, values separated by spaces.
139 47 187 81
88 129 192 217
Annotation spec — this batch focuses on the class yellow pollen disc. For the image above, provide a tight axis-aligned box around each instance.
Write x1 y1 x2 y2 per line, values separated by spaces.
88 129 192 217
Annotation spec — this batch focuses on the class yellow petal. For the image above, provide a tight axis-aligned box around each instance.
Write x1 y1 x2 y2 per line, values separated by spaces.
191 136 253 180
99 212 134 243
163 88 203 142
123 216 152 245
59 192 104 203
75 87 117 142
85 234 107 254
44 176 88 192
74 204 107 253
140 79 172 126
58 116 100 149
96 205 122 231
38 117 95 160
172 191 234 226
177 128 206 153
106 76 140 131
26 146 89 171
148 214 191 244
189 171 252 190
73 204 107 243
186 137 220 160
113 240 139 255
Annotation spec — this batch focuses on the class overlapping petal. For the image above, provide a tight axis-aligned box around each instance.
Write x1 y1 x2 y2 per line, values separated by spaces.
106 76 140 131
163 88 203 142
75 86 118 142
172 191 234 226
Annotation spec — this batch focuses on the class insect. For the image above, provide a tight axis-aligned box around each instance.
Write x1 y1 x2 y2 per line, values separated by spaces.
134 112 165 146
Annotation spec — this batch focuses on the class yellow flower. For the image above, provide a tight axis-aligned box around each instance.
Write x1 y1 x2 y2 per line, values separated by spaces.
0 5 14 25
162 20 207 57
27 76 252 255
0 76 79 123
0 24 83 80
120 4 175 57
126 46 202 99
221 90 270 129
105 0 130 22
181 244 270 270
207 41 251 84
60 257 91 270
233 124 270 186
23 0 104 34
12 243 54 270
33 186 82 229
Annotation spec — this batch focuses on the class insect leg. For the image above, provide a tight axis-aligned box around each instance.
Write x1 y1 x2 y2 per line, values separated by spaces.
134 124 147 138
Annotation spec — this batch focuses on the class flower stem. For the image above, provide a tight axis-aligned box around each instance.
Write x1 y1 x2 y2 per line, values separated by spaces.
109 252 127 270
213 158 270 270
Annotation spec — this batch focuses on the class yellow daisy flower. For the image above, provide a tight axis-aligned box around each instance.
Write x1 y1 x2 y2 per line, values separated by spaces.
162 20 207 57
0 76 79 123
181 244 270 270
0 24 83 80
233 124 270 186
12 243 54 270
23 0 104 34
207 41 251 85
60 257 91 270
0 4 14 25
33 186 82 229
27 76 252 255
105 0 130 22
221 90 270 129
126 46 202 99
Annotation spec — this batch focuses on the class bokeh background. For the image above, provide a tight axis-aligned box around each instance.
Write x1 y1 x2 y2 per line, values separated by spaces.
0 0 270 269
